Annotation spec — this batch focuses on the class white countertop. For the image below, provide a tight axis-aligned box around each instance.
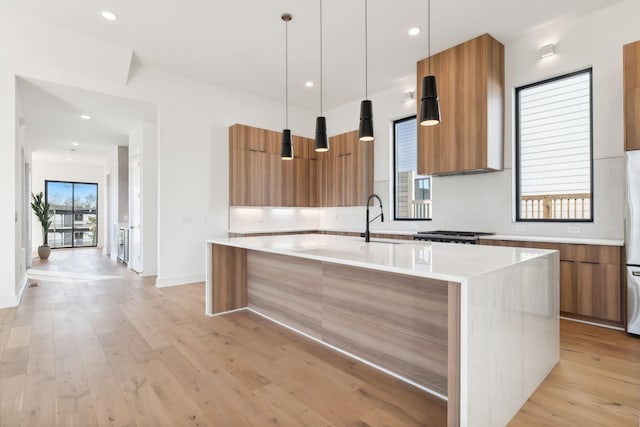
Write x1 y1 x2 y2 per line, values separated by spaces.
227 228 417 236
209 234 555 283
482 234 624 246
227 228 623 246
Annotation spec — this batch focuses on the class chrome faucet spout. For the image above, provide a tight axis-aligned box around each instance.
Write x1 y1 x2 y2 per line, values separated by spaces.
365 193 384 242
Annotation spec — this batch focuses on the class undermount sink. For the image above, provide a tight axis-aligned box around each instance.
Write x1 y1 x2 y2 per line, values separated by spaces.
365 239 404 245
347 236 411 245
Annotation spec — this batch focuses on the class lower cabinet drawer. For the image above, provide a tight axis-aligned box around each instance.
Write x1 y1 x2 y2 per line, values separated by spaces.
576 262 621 322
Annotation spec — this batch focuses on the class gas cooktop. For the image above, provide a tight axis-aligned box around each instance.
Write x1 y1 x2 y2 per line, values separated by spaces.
413 230 495 243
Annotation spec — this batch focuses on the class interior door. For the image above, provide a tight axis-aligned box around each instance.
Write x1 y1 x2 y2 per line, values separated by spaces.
129 155 142 273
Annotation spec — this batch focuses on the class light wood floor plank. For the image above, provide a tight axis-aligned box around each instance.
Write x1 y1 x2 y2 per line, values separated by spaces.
0 374 25 426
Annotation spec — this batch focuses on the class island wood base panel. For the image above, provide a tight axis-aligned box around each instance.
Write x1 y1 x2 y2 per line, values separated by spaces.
246 250 461 427
212 244 247 313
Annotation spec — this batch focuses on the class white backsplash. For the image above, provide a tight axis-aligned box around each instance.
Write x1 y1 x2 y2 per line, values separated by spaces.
229 207 321 233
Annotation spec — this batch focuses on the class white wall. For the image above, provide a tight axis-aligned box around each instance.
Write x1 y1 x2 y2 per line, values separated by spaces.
30 158 106 251
118 146 129 223
0 9 315 305
13 78 31 306
105 146 118 258
129 122 158 278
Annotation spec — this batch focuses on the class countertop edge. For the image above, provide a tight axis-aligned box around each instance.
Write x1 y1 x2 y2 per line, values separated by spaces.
227 229 623 245
208 234 557 282
481 234 624 247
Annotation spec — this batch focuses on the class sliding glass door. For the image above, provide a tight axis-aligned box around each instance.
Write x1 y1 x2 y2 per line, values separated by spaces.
45 181 98 248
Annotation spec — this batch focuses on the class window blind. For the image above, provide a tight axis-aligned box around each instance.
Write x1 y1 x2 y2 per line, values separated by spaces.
518 71 591 196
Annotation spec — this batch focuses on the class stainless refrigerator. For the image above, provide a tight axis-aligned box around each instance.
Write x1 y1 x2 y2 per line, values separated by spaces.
627 150 640 335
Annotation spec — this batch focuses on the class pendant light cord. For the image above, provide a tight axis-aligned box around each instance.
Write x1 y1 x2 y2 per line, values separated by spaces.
285 18 289 128
428 0 431 74
364 0 368 100
320 0 323 116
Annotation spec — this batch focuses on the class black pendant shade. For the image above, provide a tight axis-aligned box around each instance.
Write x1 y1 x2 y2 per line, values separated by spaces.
358 100 374 142
281 129 293 160
315 116 329 152
420 75 440 126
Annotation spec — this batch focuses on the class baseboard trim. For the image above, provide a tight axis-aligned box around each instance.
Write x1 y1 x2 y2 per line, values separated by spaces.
560 316 625 331
155 274 204 288
0 274 28 309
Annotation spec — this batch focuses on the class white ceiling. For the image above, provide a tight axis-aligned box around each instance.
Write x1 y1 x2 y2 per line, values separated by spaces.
18 78 157 165
2 0 622 112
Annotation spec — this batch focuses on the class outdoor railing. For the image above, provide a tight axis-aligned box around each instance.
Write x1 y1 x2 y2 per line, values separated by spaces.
521 193 591 219
412 199 432 219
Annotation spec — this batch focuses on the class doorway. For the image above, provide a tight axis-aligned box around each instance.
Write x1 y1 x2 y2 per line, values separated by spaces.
45 180 98 248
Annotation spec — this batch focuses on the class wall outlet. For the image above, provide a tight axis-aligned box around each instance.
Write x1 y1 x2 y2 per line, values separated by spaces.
568 226 581 233
182 216 193 224
516 224 526 232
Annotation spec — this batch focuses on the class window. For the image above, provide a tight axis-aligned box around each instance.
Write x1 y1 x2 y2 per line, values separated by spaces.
515 68 593 221
393 116 432 220
46 181 99 248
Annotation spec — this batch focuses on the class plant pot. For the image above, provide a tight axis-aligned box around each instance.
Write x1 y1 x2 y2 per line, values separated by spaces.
38 245 51 260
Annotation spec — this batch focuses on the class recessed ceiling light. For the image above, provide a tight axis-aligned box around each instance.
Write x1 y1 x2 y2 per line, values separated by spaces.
408 27 421 36
80 114 91 120
305 81 314 88
101 11 118 21
67 157 73 161
71 142 79 146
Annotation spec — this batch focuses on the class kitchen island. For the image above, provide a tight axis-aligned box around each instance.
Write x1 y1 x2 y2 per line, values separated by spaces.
205 234 559 427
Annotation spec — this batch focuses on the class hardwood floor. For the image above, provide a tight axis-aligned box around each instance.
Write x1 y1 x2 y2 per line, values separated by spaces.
0 248 445 426
0 248 638 426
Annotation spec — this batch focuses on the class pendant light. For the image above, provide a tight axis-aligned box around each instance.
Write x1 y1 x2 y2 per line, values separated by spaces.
358 0 374 142
281 13 294 160
315 0 329 152
419 0 441 126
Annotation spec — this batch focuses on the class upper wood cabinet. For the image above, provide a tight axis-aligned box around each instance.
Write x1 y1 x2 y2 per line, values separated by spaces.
229 124 313 207
417 33 504 176
319 131 374 207
624 40 640 151
229 125 373 207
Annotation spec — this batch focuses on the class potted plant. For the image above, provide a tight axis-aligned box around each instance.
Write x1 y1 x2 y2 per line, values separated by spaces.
31 191 52 260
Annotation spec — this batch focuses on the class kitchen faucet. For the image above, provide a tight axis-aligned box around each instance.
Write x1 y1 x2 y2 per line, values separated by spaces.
365 194 384 242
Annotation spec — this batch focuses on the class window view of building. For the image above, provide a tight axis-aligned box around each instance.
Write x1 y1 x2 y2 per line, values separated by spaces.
516 69 593 221
46 181 99 248
394 116 432 220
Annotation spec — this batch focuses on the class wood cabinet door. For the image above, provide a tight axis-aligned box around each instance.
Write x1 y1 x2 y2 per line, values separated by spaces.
230 148 268 206
324 130 373 206
624 41 640 150
625 87 640 151
559 260 577 314
576 262 621 322
355 141 374 205
624 41 640 90
292 157 309 207
417 34 503 175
